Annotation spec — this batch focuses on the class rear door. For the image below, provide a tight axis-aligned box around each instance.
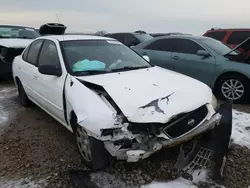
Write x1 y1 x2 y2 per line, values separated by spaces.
18 39 44 100
170 38 215 86
136 38 175 70
33 39 66 123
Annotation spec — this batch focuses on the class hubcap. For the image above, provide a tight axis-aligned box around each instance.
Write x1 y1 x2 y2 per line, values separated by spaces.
221 79 244 100
76 127 92 162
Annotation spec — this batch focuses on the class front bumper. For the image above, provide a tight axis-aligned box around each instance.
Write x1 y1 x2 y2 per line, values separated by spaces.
105 102 231 163
125 113 221 162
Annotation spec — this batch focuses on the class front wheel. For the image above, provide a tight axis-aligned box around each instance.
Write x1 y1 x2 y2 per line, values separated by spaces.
75 126 111 170
216 74 250 103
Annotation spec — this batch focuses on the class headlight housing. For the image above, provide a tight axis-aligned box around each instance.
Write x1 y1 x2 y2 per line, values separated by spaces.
211 94 218 109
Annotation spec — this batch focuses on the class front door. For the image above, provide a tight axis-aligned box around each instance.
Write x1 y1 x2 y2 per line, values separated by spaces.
33 39 66 123
170 38 216 86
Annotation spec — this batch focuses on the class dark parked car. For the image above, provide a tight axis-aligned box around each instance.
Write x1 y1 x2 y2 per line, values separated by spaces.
104 32 153 47
0 25 40 80
203 28 250 54
133 35 250 103
0 23 66 80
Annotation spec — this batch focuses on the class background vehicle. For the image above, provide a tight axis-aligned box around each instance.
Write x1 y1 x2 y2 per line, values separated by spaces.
150 32 192 37
133 35 250 103
0 25 40 80
203 28 250 54
104 32 153 47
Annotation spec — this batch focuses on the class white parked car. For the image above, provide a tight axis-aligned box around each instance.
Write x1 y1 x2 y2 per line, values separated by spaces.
12 34 231 171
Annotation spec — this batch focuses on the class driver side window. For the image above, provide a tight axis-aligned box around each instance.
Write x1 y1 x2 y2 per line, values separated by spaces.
173 39 204 54
38 40 61 69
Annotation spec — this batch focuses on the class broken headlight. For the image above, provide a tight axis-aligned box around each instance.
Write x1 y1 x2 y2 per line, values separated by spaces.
211 94 218 109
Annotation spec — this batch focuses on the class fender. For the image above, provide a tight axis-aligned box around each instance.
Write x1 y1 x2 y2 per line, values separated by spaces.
64 76 116 138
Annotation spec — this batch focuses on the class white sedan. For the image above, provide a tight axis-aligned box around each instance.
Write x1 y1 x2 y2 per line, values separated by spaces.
13 34 224 170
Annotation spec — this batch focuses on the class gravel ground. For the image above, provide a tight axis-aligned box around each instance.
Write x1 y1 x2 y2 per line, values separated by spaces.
1 81 250 188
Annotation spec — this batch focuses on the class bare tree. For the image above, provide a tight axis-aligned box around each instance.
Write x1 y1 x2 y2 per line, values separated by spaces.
95 30 108 36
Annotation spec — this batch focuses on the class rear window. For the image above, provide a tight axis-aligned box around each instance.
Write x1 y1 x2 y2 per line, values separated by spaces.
134 33 153 42
205 31 227 41
227 31 250 45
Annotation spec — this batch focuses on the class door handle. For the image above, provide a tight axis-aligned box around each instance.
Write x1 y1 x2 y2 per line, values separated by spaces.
142 52 147 55
172 56 179 60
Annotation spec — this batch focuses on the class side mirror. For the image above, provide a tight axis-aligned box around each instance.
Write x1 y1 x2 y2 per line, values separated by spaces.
143 55 150 62
38 65 62 76
197 50 210 57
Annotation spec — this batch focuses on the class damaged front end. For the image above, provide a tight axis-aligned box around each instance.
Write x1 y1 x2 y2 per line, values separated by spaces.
101 101 232 181
73 77 232 180
175 101 232 180
102 101 231 168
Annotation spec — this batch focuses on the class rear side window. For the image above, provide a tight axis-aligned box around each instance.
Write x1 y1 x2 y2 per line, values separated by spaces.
205 31 227 41
173 39 204 54
227 31 250 45
26 39 43 66
145 38 175 52
22 45 31 61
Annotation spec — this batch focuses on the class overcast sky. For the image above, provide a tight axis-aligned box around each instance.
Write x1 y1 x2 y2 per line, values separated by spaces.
0 0 249 35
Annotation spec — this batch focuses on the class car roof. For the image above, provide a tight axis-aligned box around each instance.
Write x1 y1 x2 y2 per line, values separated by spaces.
207 28 250 32
105 32 148 35
155 35 208 41
37 35 114 41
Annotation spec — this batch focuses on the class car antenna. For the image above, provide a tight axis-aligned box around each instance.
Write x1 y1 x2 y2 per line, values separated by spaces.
56 13 61 23
56 13 64 40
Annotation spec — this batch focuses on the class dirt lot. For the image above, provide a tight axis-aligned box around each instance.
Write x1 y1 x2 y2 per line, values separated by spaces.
1 81 250 188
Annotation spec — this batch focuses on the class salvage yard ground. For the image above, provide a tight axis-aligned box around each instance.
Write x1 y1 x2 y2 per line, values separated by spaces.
1 81 250 188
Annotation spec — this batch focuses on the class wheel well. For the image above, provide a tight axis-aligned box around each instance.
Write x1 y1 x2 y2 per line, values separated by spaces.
70 111 77 133
214 72 250 91
15 77 20 84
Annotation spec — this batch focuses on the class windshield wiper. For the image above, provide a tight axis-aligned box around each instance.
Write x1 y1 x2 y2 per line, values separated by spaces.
16 37 34 39
73 69 111 76
112 66 150 72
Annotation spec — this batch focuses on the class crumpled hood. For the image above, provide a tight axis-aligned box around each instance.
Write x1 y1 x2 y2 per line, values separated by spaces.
77 66 213 123
0 39 33 48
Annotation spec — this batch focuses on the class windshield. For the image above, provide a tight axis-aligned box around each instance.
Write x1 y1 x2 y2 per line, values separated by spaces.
61 40 151 75
0 26 40 39
135 34 153 42
201 38 238 55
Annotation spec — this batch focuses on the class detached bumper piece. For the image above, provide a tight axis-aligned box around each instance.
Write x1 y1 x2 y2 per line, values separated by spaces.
174 101 233 181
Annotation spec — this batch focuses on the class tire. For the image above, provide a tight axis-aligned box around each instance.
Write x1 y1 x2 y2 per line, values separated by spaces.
75 125 111 170
17 80 31 107
216 74 250 103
